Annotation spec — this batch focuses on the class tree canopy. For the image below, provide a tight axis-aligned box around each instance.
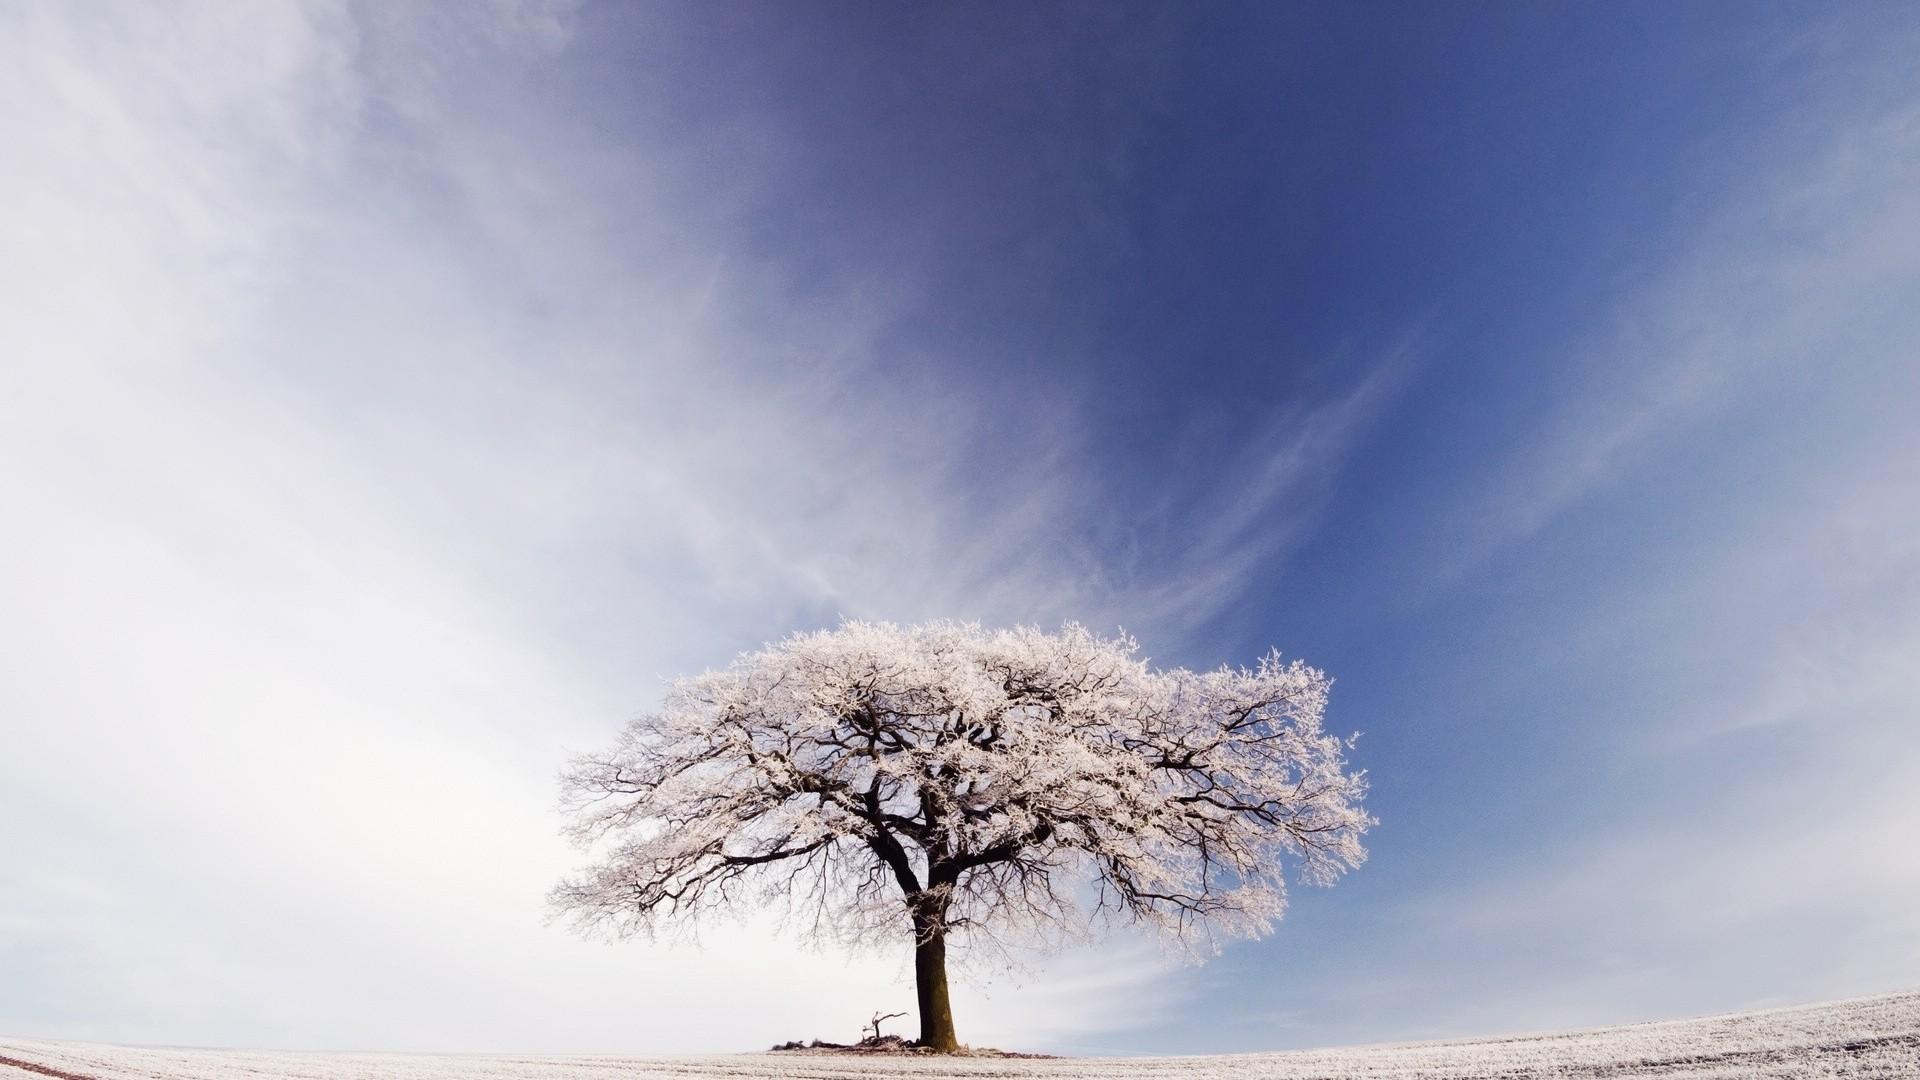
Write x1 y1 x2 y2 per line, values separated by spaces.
550 621 1372 1050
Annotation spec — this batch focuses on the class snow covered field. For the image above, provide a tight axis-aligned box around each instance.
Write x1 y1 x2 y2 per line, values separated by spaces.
3 991 1915 1079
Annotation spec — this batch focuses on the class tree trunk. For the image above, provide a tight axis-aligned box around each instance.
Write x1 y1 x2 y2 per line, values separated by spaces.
912 913 959 1051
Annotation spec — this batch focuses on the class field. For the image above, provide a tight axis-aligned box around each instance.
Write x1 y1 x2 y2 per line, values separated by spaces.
3 991 1915 1079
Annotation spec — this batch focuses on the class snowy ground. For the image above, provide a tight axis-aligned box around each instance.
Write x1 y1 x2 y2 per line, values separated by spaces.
3 991 1915 1079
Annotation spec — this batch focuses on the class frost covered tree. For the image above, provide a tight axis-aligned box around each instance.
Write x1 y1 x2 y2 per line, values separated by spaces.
549 621 1372 1051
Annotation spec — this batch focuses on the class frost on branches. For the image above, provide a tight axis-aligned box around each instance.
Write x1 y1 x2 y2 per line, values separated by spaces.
550 621 1372 1051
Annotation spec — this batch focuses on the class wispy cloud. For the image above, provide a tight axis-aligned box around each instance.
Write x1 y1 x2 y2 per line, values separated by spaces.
1366 38 1920 1037
1111 340 1421 644
11 2 1908 1059
1449 86 1920 569
0 1 1375 1053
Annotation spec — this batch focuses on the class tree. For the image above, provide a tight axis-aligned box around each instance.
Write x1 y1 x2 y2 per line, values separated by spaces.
549 621 1372 1051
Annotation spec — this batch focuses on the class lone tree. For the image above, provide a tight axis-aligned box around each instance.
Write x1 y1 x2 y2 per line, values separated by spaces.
550 621 1372 1051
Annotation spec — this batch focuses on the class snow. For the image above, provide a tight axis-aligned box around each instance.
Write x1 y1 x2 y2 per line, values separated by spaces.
553 620 1371 959
4 990 1915 1079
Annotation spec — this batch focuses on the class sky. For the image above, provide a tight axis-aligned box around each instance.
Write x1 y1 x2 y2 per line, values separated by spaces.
2 0 1918 1058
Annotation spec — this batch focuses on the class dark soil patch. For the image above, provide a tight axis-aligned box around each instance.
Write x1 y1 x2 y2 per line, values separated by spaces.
0 1055 104 1080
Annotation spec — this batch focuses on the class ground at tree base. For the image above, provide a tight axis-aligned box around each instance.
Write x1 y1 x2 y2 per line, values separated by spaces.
2 990 1916 1079
768 1033 1053 1057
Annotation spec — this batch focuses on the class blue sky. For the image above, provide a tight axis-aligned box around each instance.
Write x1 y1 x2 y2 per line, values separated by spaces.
2 0 1917 1057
